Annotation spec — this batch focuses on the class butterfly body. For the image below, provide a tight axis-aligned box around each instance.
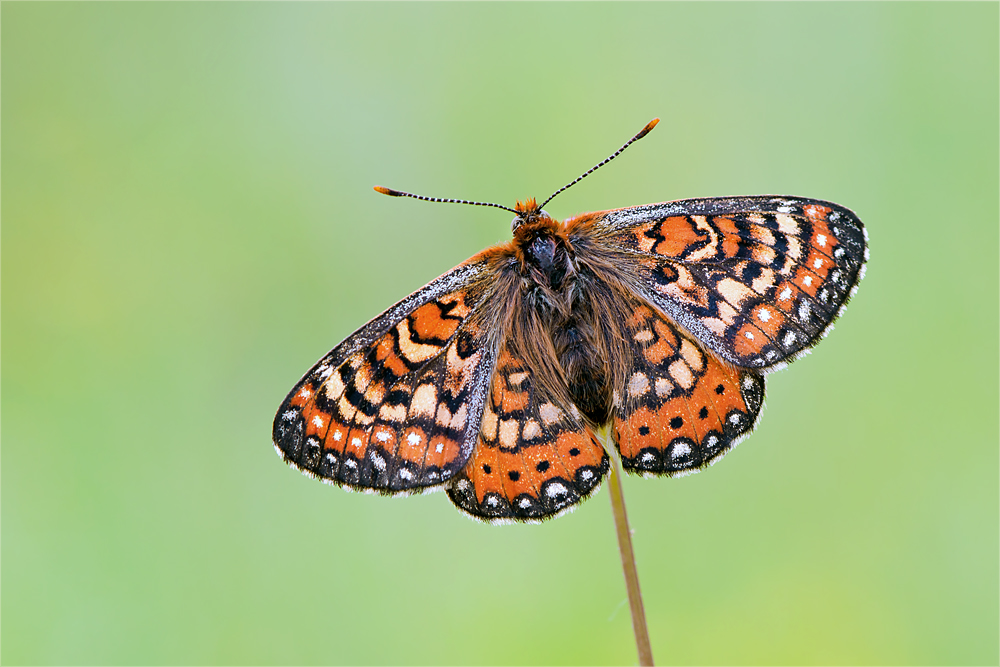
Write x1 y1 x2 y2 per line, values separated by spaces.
274 190 867 523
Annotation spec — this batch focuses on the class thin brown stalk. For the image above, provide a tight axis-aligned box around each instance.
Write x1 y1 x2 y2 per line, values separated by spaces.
603 432 654 666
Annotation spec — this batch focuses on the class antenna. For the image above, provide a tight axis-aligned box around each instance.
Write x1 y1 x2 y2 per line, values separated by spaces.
373 186 518 215
538 118 659 211
374 118 660 219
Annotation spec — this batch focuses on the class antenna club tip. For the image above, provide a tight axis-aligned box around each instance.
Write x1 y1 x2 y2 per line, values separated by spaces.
374 186 398 196
638 118 660 138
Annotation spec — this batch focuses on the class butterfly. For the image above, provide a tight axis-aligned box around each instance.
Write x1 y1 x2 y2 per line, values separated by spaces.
272 119 868 523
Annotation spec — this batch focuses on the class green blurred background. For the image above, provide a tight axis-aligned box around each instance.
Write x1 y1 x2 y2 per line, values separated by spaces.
3 3 997 665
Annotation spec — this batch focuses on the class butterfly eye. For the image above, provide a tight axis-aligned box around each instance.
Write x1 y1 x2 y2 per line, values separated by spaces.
511 215 525 232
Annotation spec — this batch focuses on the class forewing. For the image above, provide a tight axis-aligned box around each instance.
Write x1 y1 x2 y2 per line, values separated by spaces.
597 196 867 370
447 345 610 522
612 302 765 475
273 261 498 493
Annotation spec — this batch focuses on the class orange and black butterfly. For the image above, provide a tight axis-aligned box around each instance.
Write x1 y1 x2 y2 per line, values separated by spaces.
273 119 868 522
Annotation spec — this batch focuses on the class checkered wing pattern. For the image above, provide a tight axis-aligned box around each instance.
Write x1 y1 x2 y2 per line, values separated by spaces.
598 196 868 370
447 345 609 522
273 261 497 493
611 303 764 475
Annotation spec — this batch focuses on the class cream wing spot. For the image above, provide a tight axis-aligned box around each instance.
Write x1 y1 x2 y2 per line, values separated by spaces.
336 396 358 422
448 404 468 431
380 403 407 423
717 278 756 307
668 360 695 390
717 301 740 326
785 236 802 262
324 372 346 401
481 405 498 439
654 377 673 397
353 364 373 392
410 383 437 419
751 268 776 295
396 320 440 364
508 371 529 388
628 372 650 397
499 419 520 450
634 328 654 343
539 402 563 426
776 214 800 235
363 382 385 406
679 338 705 372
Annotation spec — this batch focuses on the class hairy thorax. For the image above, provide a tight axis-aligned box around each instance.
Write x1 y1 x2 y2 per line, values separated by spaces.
497 217 624 426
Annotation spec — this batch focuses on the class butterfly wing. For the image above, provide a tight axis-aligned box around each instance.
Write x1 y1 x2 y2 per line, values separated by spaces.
570 196 865 475
273 260 500 493
596 196 868 370
447 344 609 522
611 302 764 475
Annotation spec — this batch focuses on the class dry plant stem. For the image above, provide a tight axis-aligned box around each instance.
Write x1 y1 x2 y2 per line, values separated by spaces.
606 442 654 666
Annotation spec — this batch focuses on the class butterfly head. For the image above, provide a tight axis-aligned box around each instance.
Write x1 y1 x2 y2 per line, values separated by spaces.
511 198 552 233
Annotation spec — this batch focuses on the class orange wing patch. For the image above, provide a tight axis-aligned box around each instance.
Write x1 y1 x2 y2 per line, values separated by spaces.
612 304 764 476
447 347 609 522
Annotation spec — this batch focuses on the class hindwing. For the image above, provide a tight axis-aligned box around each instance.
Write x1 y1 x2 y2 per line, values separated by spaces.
447 344 609 522
611 302 764 475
